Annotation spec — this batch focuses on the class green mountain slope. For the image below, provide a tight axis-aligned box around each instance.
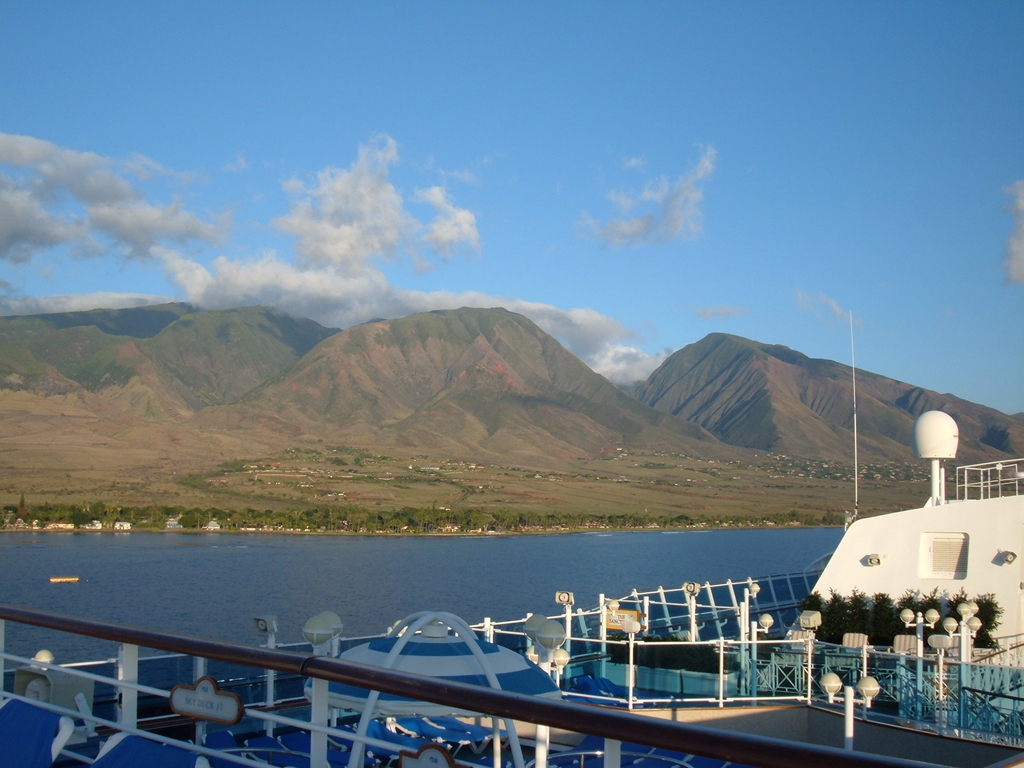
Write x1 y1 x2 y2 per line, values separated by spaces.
635 333 1023 461
203 307 723 463
0 304 338 413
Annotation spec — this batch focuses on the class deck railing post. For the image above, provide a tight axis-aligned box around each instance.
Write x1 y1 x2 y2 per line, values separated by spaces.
194 655 207 744
718 639 725 707
750 623 759 703
805 637 814 703
565 603 573 656
118 642 138 729
310 676 328 768
604 738 621 768
266 629 277 736
535 723 550 768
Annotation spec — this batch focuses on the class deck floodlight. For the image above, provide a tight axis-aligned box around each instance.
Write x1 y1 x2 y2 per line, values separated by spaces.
552 648 570 669
856 676 880 703
1004 551 1018 564
798 610 821 630
555 591 575 605
254 615 277 634
758 613 775 630
899 608 915 625
683 582 700 596
967 616 983 633
536 619 567 650
924 608 941 625
820 672 843 701
866 554 881 567
523 613 547 642
942 617 958 634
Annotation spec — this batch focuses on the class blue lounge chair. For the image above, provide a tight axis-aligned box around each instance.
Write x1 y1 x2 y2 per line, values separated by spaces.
244 734 310 766
0 698 75 768
364 720 439 762
427 716 498 743
92 733 210 768
396 716 501 755
202 730 241 768
594 678 628 699
279 730 357 767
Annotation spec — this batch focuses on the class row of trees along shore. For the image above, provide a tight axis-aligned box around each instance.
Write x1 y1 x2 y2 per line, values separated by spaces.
3 500 846 532
799 589 1002 648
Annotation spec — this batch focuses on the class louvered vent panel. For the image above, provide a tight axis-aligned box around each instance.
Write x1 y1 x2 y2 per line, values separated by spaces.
932 536 968 578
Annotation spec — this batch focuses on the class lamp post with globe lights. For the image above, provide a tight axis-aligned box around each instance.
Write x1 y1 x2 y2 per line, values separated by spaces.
528 617 567 768
820 673 881 751
901 607 940 711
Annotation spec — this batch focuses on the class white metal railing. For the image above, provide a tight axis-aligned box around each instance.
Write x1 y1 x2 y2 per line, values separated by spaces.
475 569 821 648
0 605 933 768
957 458 1024 501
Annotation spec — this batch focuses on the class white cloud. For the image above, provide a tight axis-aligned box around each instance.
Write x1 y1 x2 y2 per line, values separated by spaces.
607 190 635 214
623 155 647 171
272 135 411 271
0 178 83 261
273 135 479 273
794 288 860 329
0 132 223 261
126 152 199 184
88 197 227 258
414 186 480 257
441 168 477 185
0 290 172 316
223 153 249 173
581 147 716 247
695 305 749 319
586 344 667 386
1004 180 1024 284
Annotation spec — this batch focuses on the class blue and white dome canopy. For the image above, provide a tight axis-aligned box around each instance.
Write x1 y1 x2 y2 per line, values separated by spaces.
308 611 561 716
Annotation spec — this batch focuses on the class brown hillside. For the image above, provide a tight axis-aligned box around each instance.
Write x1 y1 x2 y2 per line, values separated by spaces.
196 308 727 464
635 333 1023 462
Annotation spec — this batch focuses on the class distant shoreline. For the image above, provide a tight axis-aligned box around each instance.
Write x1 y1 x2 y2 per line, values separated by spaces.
0 523 842 537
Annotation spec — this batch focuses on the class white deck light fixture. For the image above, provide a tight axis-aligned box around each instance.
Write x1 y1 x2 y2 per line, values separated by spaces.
819 674 882 750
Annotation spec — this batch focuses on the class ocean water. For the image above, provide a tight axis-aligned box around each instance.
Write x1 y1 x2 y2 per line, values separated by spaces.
0 528 842 661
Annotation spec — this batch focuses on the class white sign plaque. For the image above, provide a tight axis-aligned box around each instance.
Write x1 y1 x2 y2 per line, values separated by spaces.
401 744 455 768
169 676 243 725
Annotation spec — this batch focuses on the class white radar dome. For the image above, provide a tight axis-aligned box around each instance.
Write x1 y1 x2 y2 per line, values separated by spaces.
912 410 959 459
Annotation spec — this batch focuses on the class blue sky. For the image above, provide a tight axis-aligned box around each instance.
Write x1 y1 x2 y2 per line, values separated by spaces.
1 3 1022 414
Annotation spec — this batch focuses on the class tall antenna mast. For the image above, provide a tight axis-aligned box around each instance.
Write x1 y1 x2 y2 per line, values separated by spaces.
849 310 859 529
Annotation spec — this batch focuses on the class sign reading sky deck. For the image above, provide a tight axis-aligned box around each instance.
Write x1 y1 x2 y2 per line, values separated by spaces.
169 676 243 724
401 744 456 768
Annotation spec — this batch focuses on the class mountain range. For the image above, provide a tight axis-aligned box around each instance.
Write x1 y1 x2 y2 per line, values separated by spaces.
0 305 1020 469
633 332 1022 462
